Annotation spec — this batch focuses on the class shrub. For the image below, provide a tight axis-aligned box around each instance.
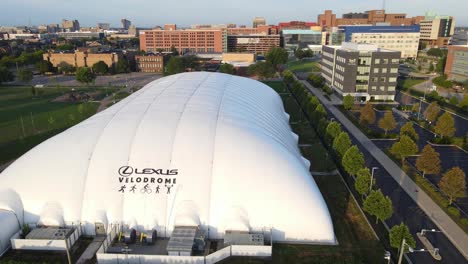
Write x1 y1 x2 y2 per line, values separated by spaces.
447 206 461 218
461 218 468 227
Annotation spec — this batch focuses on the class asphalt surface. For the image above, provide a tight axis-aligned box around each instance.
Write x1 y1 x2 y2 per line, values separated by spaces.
303 82 468 264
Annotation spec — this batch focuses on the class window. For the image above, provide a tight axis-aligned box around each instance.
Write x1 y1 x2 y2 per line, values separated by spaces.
382 68 387 73
374 68 379 73
388 86 395 91
371 86 377 91
374 59 380 64
380 77 386 82
390 68 398 73
389 77 397 83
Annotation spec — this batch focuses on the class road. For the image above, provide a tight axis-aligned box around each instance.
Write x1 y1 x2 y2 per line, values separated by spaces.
301 80 468 264
410 76 466 102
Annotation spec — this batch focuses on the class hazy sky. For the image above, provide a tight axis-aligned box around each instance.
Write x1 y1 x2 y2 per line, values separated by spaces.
2 0 467 27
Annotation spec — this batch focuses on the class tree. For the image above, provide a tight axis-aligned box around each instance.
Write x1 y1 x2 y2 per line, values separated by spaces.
58 62 75 74
313 104 326 123
115 58 130 73
355 168 374 197
434 112 456 138
308 73 324 88
343 95 354 110
436 56 447 73
17 69 33 83
166 56 185 75
75 67 96 85
363 189 393 224
92 61 109 75
325 121 341 145
439 167 466 205
333 132 352 158
360 102 375 125
390 135 418 163
427 48 443 57
423 102 440 123
36 60 53 74
459 94 468 109
416 144 441 177
428 63 435 72
170 45 179 56
389 223 416 253
378 111 397 135
265 47 288 68
400 122 419 142
449 96 459 106
247 61 275 79
0 67 14 84
219 63 236 75
342 146 365 176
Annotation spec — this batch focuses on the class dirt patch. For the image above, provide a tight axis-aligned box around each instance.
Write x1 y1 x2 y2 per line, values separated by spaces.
52 90 100 103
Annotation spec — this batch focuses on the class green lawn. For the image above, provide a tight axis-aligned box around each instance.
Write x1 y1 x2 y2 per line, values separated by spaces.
222 175 383 264
0 86 119 163
397 78 425 90
286 60 320 72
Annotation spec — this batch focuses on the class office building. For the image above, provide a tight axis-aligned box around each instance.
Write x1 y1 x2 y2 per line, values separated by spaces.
61 19 80 32
57 32 104 40
135 53 167 73
227 34 280 54
445 45 468 82
281 29 322 53
321 42 400 101
278 21 317 31
419 13 455 48
140 29 227 54
253 17 266 28
451 29 468 45
318 10 424 27
97 23 110 30
341 25 420 59
121 18 131 30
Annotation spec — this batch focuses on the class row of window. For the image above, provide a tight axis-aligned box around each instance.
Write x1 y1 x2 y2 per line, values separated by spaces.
139 63 163 68
370 86 396 92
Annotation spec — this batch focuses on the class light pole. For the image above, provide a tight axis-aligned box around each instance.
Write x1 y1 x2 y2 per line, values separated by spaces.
420 228 442 236
370 167 378 193
384 251 391 264
417 97 424 120
397 237 440 264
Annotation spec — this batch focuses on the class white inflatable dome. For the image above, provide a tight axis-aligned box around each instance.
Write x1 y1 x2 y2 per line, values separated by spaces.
0 72 335 253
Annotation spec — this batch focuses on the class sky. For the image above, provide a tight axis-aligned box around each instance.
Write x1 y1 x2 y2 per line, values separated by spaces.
1 0 467 27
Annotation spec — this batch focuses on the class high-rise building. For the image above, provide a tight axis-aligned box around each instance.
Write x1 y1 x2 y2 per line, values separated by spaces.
62 19 80 32
253 17 266 28
419 13 455 48
97 23 110 30
444 45 468 82
341 25 420 59
451 29 468 45
281 29 323 54
140 29 227 54
321 42 400 102
121 18 131 30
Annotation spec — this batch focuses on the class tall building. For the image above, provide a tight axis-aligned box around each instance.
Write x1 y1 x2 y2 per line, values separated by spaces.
253 17 266 28
61 19 80 32
451 29 468 45
419 13 455 48
227 34 280 54
317 10 423 27
97 23 110 30
281 30 322 53
121 18 131 30
140 29 227 54
444 45 468 82
341 25 420 59
321 42 400 102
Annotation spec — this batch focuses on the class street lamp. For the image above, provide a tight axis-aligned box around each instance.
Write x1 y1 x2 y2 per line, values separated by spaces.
384 251 391 264
420 228 442 236
417 97 424 120
397 238 440 264
370 167 378 193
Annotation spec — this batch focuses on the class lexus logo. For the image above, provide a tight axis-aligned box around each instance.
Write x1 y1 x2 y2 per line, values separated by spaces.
119 166 133 176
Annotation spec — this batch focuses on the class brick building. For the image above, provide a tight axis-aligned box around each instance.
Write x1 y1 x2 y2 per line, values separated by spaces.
135 53 167 73
43 50 122 68
444 45 468 82
419 14 455 48
139 29 227 54
321 42 400 102
227 34 280 54
317 10 423 27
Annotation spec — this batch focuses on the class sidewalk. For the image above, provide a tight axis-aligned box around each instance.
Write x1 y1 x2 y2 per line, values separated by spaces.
301 80 468 259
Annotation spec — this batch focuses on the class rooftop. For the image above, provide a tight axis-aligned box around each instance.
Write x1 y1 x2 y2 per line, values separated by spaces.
282 29 322 35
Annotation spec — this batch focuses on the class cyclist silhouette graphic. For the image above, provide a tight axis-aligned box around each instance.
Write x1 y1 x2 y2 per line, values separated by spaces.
140 184 152 194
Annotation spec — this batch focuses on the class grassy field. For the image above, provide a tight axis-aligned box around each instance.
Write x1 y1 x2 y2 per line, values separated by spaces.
222 175 384 264
0 86 120 164
397 78 425 90
286 60 320 72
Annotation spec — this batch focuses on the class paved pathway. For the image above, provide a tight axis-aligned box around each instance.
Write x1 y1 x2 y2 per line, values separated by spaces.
301 79 468 259
76 236 106 264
